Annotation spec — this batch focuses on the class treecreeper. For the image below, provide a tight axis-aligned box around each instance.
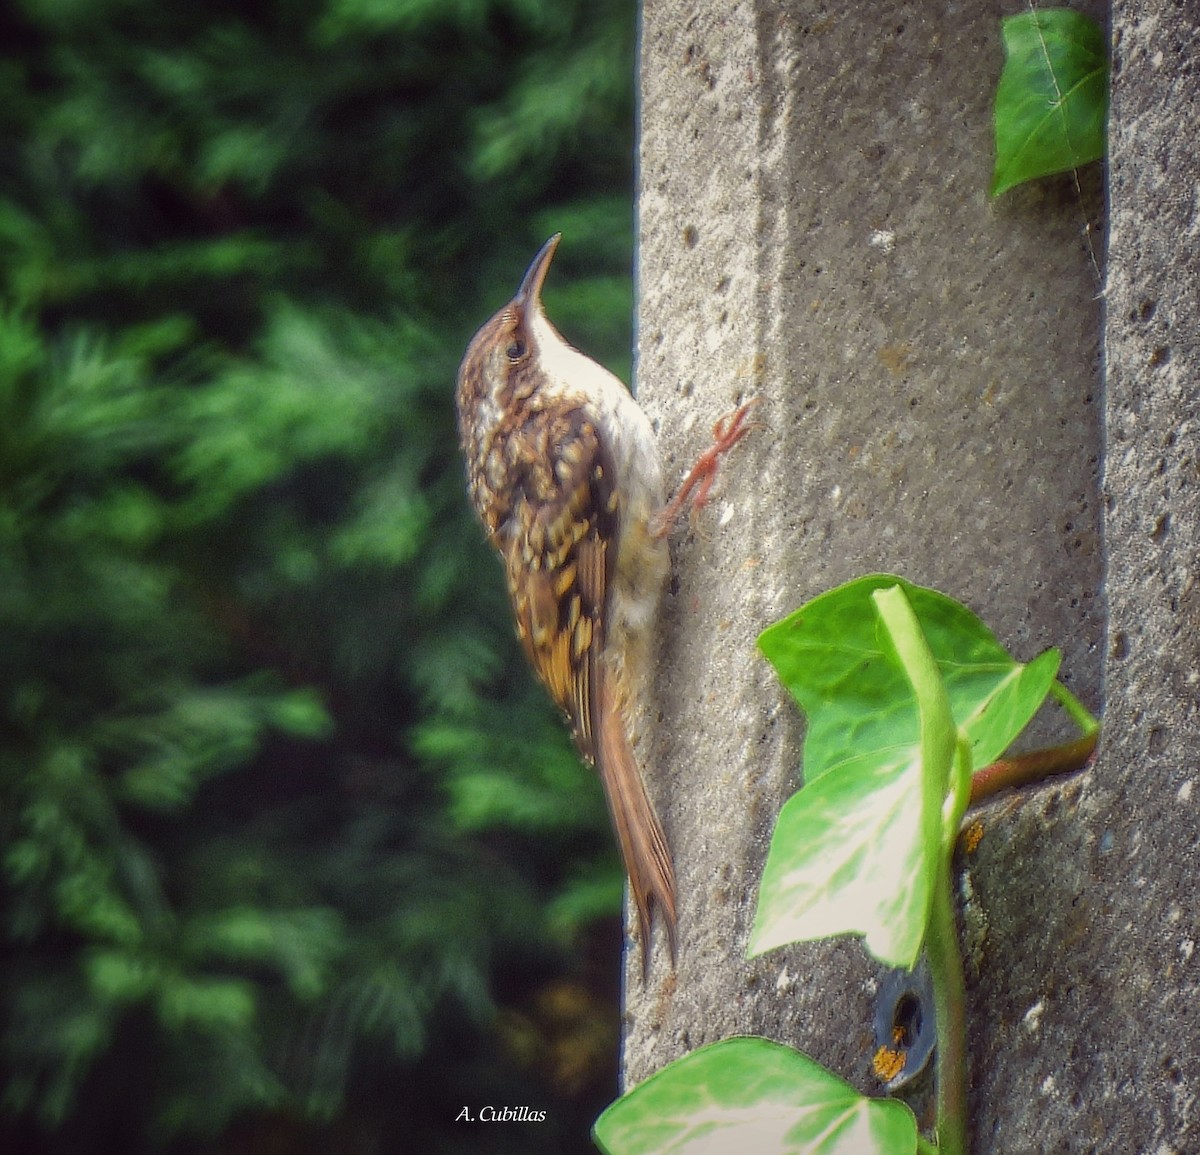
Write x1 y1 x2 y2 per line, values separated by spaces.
455 233 754 975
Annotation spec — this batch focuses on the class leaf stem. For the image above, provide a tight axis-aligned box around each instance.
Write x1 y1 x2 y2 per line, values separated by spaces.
926 859 969 1155
1048 680 1099 735
968 730 1097 808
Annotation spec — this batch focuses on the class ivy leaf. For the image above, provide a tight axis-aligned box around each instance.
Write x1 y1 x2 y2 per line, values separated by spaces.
751 576 1060 967
749 584 957 968
593 1037 917 1155
758 575 1060 782
747 735 935 968
991 8 1108 196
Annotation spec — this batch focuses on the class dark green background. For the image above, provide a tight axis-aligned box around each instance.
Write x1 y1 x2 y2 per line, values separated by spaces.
0 1 637 1150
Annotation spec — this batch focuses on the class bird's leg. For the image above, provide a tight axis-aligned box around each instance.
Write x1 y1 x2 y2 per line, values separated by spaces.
651 399 760 539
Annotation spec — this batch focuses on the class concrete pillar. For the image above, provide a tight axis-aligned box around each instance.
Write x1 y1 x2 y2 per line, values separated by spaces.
621 0 1190 1148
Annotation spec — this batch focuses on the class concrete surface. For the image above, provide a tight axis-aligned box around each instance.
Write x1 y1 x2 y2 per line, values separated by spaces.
614 0 1191 1148
968 3 1200 1144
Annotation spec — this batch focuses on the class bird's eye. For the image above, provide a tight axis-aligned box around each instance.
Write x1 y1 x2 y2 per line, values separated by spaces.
506 338 526 362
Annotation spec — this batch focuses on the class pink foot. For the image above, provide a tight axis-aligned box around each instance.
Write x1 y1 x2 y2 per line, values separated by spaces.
652 399 760 538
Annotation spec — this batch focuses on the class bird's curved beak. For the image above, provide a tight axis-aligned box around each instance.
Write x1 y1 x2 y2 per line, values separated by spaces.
515 233 562 310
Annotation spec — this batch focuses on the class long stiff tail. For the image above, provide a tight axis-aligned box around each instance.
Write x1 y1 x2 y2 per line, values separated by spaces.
595 671 677 976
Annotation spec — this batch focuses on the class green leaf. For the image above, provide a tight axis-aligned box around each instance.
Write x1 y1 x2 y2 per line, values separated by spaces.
156 973 256 1032
991 9 1108 196
758 575 1060 781
182 907 345 1001
751 576 1060 965
545 867 624 941
84 947 159 1003
748 585 954 968
267 688 334 739
594 1037 917 1155
747 744 932 967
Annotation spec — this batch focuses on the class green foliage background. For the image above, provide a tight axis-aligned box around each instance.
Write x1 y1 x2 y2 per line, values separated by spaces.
0 0 637 1150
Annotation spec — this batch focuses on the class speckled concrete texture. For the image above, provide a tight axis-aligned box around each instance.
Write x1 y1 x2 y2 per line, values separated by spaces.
963 3 1200 1142
614 0 1179 1149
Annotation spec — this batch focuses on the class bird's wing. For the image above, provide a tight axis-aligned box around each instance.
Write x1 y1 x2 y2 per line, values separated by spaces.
500 404 617 762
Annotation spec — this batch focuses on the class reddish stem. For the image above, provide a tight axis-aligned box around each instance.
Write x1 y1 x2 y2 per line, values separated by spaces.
968 730 1098 808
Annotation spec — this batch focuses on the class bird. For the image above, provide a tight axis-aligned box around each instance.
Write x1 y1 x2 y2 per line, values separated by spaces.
455 233 754 974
